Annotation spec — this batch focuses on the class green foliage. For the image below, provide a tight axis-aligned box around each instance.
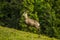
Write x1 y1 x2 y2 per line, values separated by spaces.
0 0 60 39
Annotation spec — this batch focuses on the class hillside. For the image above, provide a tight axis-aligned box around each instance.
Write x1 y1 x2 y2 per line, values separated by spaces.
0 26 58 40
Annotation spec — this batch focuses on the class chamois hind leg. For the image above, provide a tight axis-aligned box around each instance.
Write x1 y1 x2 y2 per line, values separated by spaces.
36 26 40 37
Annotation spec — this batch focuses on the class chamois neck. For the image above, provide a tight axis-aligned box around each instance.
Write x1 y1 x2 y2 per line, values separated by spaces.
23 12 29 19
24 15 28 19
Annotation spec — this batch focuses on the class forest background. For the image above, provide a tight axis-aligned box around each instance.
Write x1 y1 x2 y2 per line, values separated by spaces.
0 0 60 39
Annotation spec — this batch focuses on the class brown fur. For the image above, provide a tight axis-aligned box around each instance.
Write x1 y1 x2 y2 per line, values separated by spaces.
23 12 40 30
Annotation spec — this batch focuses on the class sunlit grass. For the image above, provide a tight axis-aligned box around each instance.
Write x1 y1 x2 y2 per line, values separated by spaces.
0 26 58 40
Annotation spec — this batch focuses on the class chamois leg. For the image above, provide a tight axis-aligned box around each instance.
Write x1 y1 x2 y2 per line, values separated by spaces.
36 26 40 37
26 24 31 32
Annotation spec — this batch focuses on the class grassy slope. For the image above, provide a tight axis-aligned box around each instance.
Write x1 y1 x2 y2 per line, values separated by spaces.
0 26 58 40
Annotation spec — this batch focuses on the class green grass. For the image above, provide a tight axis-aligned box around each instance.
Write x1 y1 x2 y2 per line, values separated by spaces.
0 26 58 40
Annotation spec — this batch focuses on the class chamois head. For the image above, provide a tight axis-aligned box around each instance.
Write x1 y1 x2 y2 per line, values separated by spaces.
22 11 29 19
23 12 28 18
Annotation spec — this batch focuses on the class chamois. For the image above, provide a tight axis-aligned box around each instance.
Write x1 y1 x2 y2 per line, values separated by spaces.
23 11 40 30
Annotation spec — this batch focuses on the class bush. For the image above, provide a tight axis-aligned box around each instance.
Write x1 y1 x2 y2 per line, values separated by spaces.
0 0 60 39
